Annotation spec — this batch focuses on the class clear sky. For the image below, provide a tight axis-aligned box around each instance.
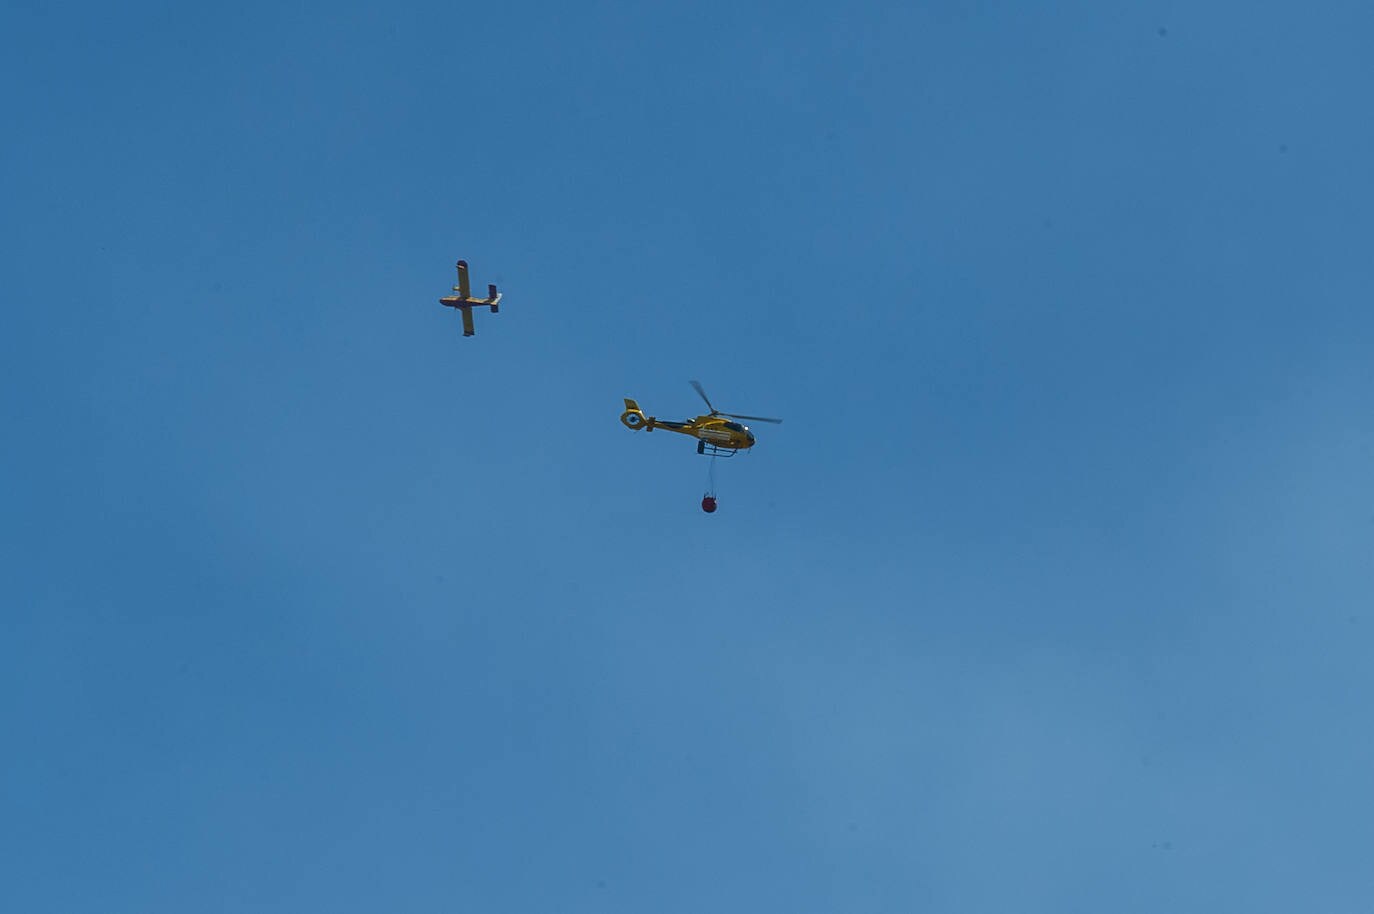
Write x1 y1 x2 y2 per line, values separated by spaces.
4 1 1373 911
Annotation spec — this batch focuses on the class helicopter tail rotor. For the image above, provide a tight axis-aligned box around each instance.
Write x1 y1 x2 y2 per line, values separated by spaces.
620 398 650 430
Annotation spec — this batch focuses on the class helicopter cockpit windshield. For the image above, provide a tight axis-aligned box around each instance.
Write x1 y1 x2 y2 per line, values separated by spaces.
722 421 746 432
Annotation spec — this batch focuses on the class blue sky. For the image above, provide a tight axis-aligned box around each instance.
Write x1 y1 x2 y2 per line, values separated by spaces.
4 1 1373 911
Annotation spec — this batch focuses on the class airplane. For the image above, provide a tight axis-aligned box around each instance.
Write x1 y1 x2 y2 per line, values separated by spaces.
438 260 502 337
620 381 782 457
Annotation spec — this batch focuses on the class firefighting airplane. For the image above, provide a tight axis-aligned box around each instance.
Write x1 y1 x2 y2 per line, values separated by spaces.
438 260 502 337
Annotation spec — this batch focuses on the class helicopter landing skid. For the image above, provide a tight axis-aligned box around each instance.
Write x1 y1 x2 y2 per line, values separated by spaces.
697 441 739 458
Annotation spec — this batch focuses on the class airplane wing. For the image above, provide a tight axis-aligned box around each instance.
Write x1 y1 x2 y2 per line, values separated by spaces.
460 306 476 337
456 260 472 299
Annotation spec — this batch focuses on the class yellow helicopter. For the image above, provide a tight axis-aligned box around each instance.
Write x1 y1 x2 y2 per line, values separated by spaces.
620 381 782 457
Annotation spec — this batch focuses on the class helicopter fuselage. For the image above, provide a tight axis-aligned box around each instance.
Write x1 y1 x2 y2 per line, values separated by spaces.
620 401 756 453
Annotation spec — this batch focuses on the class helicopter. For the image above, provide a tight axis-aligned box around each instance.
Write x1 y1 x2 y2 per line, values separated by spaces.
438 259 502 337
620 381 782 457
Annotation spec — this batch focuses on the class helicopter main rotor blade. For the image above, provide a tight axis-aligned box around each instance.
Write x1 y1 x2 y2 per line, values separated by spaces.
722 412 783 424
689 380 717 414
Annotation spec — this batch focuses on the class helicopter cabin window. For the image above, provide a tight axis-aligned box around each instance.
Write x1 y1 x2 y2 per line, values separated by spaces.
723 422 745 432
